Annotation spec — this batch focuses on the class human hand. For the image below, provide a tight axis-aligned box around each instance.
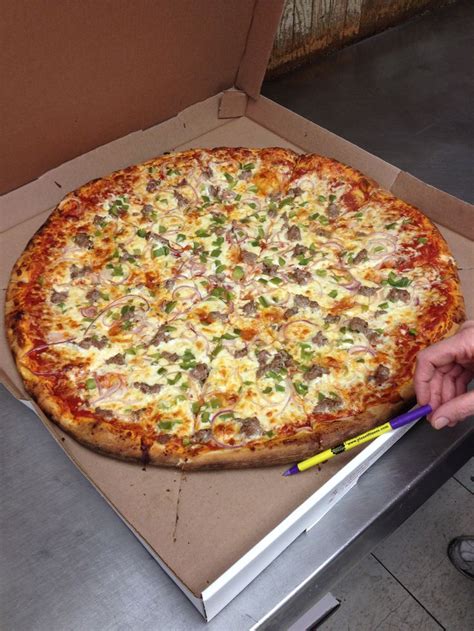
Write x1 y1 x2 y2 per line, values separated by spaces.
415 321 474 429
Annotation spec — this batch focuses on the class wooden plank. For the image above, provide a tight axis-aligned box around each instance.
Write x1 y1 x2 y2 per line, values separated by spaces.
358 0 433 38
343 0 363 40
272 0 295 61
293 0 313 55
312 0 348 51
268 0 452 76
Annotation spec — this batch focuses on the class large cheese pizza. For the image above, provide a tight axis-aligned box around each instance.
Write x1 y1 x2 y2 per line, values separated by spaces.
5 148 464 468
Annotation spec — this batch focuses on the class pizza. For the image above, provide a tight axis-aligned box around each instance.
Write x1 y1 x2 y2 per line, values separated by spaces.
5 147 464 469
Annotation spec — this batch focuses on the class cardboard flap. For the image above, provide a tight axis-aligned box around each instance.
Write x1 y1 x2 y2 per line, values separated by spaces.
0 0 282 195
236 0 286 99
391 171 474 240
218 90 248 119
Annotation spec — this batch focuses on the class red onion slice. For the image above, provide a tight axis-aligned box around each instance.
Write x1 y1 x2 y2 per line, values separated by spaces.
258 286 291 306
210 410 246 449
22 338 76 375
324 240 344 251
342 280 361 291
160 212 184 225
99 264 131 286
240 196 263 211
292 176 316 193
349 345 376 356
56 244 85 263
210 408 235 424
178 183 200 204
24 338 76 357
80 306 98 318
330 267 361 291
172 284 202 302
153 189 180 212
91 373 127 404
189 262 207 277
366 231 397 243
130 318 150 335
228 227 249 245
82 294 150 337
367 238 397 260
45 331 74 344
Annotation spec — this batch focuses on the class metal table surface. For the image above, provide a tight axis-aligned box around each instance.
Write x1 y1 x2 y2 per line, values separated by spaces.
2 2 473 630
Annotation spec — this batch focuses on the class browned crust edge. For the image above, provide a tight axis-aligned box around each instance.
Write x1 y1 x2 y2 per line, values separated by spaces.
20 367 415 469
4 149 466 469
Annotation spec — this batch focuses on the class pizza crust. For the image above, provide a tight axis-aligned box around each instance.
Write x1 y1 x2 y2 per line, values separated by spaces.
23 365 414 469
5 148 466 469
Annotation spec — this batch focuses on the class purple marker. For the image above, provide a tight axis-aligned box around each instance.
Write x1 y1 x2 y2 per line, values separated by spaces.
389 404 432 429
283 404 432 476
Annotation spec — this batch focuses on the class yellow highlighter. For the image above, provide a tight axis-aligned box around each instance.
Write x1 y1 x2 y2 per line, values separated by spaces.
282 404 431 476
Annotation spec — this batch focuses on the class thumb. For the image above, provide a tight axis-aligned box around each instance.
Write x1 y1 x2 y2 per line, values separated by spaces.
430 390 474 429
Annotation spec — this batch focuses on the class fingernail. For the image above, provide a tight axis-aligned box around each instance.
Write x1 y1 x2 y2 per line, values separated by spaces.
433 416 449 429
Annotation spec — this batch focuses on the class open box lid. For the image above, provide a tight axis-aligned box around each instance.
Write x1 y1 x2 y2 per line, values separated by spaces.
0 0 284 194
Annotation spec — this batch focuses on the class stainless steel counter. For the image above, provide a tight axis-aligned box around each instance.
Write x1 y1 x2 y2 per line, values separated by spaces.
2 1 473 629
1 387 472 630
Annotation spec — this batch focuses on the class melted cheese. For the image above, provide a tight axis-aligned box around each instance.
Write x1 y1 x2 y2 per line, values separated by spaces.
26 149 456 447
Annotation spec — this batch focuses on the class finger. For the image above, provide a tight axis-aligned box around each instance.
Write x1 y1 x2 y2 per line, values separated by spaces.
415 341 457 404
441 372 456 405
415 326 474 403
415 353 436 405
438 362 457 375
441 364 465 404
427 370 444 414
455 369 473 397
430 390 474 429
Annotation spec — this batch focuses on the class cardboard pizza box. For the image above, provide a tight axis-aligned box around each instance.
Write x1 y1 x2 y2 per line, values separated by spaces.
1 1 473 621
